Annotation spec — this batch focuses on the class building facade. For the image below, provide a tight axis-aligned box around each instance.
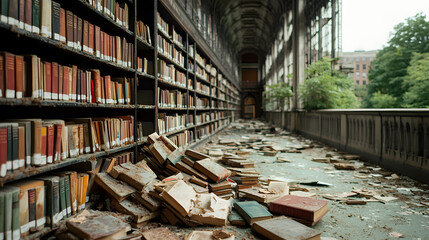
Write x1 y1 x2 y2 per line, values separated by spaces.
339 50 377 86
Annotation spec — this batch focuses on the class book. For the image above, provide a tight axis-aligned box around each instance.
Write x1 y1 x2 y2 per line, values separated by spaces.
0 186 20 240
228 210 246 226
252 216 321 240
117 161 157 191
40 0 51 38
0 124 7 177
193 158 230 183
66 210 131 239
233 201 273 225
95 173 136 201
189 193 230 226
111 198 158 223
35 176 62 227
160 180 196 217
269 195 329 224
32 0 40 33
185 149 210 160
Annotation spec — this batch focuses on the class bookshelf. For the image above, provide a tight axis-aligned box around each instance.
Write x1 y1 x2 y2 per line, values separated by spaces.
0 0 239 238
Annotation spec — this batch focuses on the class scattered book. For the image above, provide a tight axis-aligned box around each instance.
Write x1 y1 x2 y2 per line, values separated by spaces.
233 201 273 225
252 216 322 240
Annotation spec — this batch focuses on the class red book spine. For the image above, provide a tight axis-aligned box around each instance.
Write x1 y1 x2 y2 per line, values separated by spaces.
54 124 62 162
24 0 32 31
91 74 95 103
5 52 15 98
44 62 52 100
47 125 54 164
0 128 7 177
63 66 70 101
18 0 24 27
0 55 4 98
100 31 104 59
51 62 59 100
41 127 47 165
15 55 23 99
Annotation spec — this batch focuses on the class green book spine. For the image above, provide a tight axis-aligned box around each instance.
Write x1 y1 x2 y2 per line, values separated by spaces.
0 191 5 240
0 0 8 22
42 180 53 226
4 188 12 240
234 201 273 225
6 125 12 172
31 0 40 33
63 176 71 217
52 178 62 224
58 177 66 220
51 1 60 40
11 188 20 240
11 125 18 171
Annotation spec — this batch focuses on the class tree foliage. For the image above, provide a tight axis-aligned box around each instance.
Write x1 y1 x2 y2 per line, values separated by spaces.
263 82 293 110
402 52 429 107
300 58 359 110
365 13 429 108
369 92 397 108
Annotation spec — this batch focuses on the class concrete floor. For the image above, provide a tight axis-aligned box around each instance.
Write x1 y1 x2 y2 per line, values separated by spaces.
195 121 429 240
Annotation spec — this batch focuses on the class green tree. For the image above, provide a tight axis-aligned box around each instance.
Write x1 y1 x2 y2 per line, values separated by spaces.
369 92 397 108
365 13 429 107
263 81 293 126
300 58 359 110
402 52 429 107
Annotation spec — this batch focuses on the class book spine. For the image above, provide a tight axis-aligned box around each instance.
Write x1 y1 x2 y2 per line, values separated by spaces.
14 55 23 99
4 190 12 240
35 186 45 230
51 62 58 100
64 176 71 217
40 126 47 166
44 62 51 100
0 54 4 98
24 123 31 168
58 177 66 219
66 11 73 47
53 179 62 224
59 8 65 42
28 189 36 232
47 125 54 164
88 23 94 54
24 0 32 31
11 189 20 240
40 0 52 38
32 0 40 33
0 0 8 23
62 66 69 101
58 64 63 100
5 53 15 98
54 124 62 162
11 125 18 171
8 0 18 26
0 192 4 239
51 1 60 40
18 0 24 28
18 127 25 170
77 17 82 50
0 128 7 177
32 120 42 166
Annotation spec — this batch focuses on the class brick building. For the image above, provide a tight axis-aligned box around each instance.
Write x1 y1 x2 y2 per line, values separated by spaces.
339 50 377 86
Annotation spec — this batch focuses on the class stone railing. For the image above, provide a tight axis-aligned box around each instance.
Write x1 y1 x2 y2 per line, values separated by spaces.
264 109 429 183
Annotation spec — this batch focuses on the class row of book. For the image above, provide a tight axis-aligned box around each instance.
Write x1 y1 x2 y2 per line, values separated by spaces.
196 97 209 109
0 151 134 239
196 64 208 82
195 81 210 95
137 57 153 75
195 112 211 125
157 113 187 135
195 52 206 68
188 59 194 72
157 59 186 85
158 88 193 108
136 20 152 44
85 0 130 29
157 12 170 38
157 35 185 68
172 28 184 49
1 0 135 68
195 124 214 139
0 116 135 177
168 130 194 148
0 52 134 105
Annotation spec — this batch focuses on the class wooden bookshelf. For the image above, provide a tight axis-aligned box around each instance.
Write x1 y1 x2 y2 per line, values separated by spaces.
0 0 239 237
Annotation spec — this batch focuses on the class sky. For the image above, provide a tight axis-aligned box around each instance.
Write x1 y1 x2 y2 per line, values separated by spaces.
342 0 429 52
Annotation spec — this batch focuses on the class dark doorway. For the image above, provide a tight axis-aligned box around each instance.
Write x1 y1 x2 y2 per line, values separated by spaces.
243 95 256 119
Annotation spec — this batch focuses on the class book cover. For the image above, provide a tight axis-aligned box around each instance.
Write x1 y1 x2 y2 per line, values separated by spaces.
269 195 329 223
31 0 40 33
51 62 58 100
233 201 273 225
4 52 15 98
44 61 52 100
15 55 23 99
11 123 18 171
193 158 230 183
18 126 25 170
51 0 60 40
36 176 62 227
40 126 47 165
40 0 52 38
252 216 322 240
0 126 7 177
46 124 54 164
59 7 65 42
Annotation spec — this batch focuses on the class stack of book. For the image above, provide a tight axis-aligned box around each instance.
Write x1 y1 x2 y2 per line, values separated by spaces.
157 113 186 135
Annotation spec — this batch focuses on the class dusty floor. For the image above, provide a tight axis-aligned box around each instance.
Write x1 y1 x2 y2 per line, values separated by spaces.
191 120 429 240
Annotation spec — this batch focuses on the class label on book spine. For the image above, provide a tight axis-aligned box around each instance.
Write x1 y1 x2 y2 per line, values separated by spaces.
41 26 48 36
12 229 19 240
1 15 7 23
16 91 22 98
40 155 46 165
25 23 31 31
26 156 31 166
63 94 69 101
97 2 102 11
29 220 36 228
61 209 66 217
32 90 39 98
54 33 60 41
32 26 40 34
67 41 73 48
6 230 11 240
18 158 24 168
60 36 66 42
71 94 76 100
52 93 58 99
61 151 67 160
12 159 19 170
33 153 41 165
85 147 90 153
47 156 53 164
53 213 62 224
73 200 77 211
82 95 86 101
86 196 90 202
7 161 11 170
67 206 71 215
19 21 24 29
1 164 6 176
96 50 100 58
6 89 15 98
44 92 52 100
36 217 46 227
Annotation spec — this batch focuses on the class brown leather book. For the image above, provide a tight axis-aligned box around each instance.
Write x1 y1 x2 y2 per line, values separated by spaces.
73 14 77 49
0 126 7 176
3 52 16 98
18 0 24 28
58 64 63 100
15 55 24 99
59 8 66 42
193 159 231 183
95 26 100 57
24 55 39 98
100 30 104 59
44 61 52 100
62 66 70 101
269 195 329 224
71 65 77 101
92 70 101 103
82 20 89 53
51 62 58 100
252 216 321 240
24 0 32 31
95 173 136 201
0 54 4 98
18 126 25 170
66 11 73 47
77 17 82 50
46 124 54 164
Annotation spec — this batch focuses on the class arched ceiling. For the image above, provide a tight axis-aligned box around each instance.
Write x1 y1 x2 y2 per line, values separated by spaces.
213 0 289 58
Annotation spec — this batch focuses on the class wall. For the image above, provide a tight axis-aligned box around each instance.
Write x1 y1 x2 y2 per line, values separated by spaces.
264 110 429 183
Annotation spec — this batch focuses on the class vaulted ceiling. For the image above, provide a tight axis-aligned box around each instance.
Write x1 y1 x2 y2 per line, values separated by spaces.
212 0 290 57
